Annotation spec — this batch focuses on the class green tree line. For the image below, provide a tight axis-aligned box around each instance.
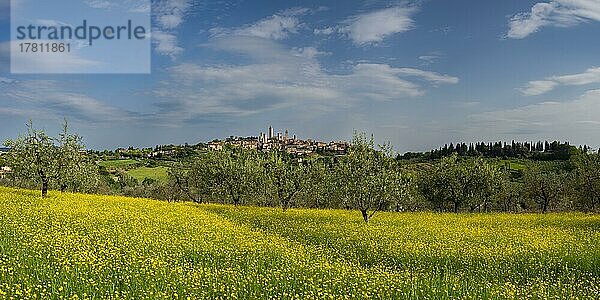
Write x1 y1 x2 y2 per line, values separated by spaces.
2 122 599 222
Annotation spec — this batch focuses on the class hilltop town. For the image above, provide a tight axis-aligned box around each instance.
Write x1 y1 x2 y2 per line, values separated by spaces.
97 126 349 161
0 128 348 181
208 126 349 156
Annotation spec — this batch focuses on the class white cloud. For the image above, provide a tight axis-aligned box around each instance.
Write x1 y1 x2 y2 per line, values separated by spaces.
519 80 559 96
85 0 150 13
157 14 185 29
86 0 113 9
341 6 417 45
205 35 293 61
1 41 102 74
394 67 459 84
418 52 442 65
280 7 312 16
550 66 600 85
153 0 192 29
520 67 600 95
337 64 423 98
469 89 600 143
0 79 138 123
152 0 193 57
210 8 310 41
152 35 458 124
233 15 300 40
292 47 330 59
507 0 600 39
452 101 481 108
314 27 335 35
152 31 184 57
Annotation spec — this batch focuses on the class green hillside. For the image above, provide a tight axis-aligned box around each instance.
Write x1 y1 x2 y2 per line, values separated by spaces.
98 159 140 169
126 166 169 182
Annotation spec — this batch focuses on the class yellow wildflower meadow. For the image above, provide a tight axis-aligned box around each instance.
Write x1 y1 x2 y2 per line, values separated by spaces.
0 187 599 299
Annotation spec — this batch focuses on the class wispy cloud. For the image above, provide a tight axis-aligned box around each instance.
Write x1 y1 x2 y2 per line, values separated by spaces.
451 101 481 108
152 0 193 57
292 47 331 59
418 51 442 65
520 67 600 95
151 32 458 125
210 7 310 40
507 0 600 39
0 79 140 123
314 27 335 35
312 5 418 46
86 0 114 9
85 0 150 13
341 5 418 45
1 41 102 74
394 67 459 84
519 80 559 96
469 89 600 142
151 31 184 57
233 15 299 40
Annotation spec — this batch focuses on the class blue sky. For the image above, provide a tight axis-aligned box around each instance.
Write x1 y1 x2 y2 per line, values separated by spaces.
1 0 600 152
8 0 151 73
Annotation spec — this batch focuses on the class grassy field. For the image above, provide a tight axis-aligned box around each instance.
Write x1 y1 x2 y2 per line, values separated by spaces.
498 159 527 171
0 187 599 299
126 166 169 182
99 159 169 182
98 159 139 169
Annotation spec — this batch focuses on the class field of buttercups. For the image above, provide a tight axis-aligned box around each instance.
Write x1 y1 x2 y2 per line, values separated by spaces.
0 187 599 299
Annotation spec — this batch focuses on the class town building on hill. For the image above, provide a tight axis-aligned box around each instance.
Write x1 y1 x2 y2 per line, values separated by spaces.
208 141 223 151
209 126 349 156
0 166 11 179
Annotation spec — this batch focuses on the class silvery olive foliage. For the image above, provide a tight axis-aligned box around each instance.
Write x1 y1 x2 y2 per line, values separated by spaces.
3 120 100 197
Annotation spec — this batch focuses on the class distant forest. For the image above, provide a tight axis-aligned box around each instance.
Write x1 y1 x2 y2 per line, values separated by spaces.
399 141 592 161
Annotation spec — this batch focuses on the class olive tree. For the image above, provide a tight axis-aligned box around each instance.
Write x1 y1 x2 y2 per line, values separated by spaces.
265 151 307 211
3 120 98 197
216 147 265 206
335 132 406 222
169 151 222 203
55 121 100 193
419 154 467 213
467 158 505 212
495 181 523 212
169 147 265 205
419 154 502 213
418 164 448 212
392 172 417 212
295 158 336 209
572 154 600 211
522 164 567 213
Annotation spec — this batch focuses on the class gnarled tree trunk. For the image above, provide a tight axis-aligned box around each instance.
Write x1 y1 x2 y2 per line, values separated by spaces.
361 209 369 223
41 180 49 198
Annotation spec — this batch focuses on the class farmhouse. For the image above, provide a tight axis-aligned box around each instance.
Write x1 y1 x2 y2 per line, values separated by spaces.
208 141 224 151
0 166 11 179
